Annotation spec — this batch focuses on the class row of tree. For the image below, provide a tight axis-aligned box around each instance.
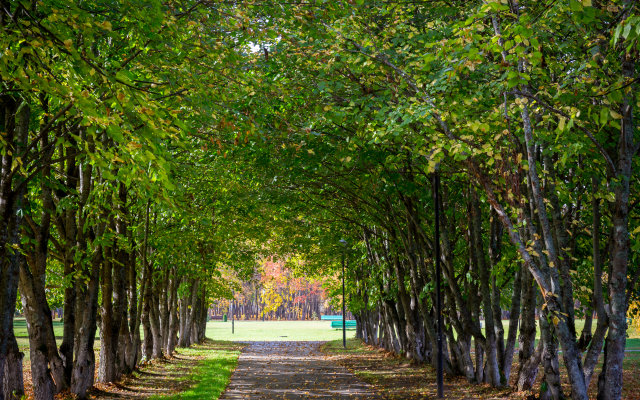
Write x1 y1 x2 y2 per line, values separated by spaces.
220 2 639 400
0 2 260 400
2 1 639 400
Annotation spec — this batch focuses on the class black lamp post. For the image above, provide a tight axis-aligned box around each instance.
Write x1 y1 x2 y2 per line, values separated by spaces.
434 171 444 398
339 239 347 348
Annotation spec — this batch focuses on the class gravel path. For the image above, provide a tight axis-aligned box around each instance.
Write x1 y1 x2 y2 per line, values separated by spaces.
220 341 384 399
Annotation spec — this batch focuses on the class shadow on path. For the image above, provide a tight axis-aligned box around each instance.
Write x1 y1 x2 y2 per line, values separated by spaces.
220 341 383 399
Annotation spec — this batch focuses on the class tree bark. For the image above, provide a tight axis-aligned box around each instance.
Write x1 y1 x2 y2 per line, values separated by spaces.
0 97 26 400
70 245 101 399
597 41 635 400
19 118 68 398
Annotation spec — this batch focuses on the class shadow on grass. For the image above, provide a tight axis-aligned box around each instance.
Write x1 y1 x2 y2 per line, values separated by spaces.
148 339 242 400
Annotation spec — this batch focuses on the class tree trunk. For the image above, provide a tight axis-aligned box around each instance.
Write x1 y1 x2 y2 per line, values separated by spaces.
0 98 26 400
19 267 67 398
58 138 79 386
517 268 538 391
502 265 521 383
597 28 635 400
539 308 564 400
470 190 500 387
98 252 119 383
166 269 179 355
70 247 101 399
149 284 164 359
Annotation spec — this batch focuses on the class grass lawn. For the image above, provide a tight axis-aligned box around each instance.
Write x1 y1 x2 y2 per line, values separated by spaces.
59 340 244 400
147 340 242 400
205 320 357 341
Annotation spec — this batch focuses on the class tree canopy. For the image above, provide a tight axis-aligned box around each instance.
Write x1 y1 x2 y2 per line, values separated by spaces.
1 1 639 400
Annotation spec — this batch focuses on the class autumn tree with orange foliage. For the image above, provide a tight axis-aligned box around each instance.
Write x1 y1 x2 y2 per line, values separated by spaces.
211 258 333 321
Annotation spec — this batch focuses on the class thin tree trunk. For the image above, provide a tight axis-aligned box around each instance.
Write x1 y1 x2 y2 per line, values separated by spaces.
502 266 521 383
583 177 609 386
58 137 78 386
470 190 500 387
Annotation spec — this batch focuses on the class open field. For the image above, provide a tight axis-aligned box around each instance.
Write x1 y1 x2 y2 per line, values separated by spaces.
13 319 355 360
14 318 639 354
205 320 357 341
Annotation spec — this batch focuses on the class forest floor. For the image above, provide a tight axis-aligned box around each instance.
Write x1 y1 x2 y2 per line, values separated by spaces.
322 338 640 400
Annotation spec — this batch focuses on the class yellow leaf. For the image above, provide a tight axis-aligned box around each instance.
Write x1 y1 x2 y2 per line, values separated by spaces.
63 39 73 49
610 110 623 119
582 0 592 6
558 117 566 131
553 316 560 326
117 92 125 102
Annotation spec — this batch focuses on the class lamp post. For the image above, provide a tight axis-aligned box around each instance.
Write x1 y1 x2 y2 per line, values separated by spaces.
231 295 235 335
434 171 444 398
339 239 347 348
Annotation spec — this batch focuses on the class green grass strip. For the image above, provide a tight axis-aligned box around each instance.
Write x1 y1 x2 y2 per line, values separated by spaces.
150 341 241 400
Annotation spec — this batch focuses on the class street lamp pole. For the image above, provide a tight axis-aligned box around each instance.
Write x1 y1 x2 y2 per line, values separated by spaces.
231 296 235 335
434 171 444 398
340 239 347 348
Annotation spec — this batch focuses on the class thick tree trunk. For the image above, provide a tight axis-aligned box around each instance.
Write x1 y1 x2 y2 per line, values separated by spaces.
517 268 538 391
179 279 199 348
517 339 543 392
0 98 26 400
597 31 635 400
539 308 564 400
149 285 164 358
70 248 101 399
19 268 67 398
0 334 24 400
98 252 121 383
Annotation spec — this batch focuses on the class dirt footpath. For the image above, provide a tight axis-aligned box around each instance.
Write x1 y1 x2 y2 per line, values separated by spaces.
220 341 383 399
